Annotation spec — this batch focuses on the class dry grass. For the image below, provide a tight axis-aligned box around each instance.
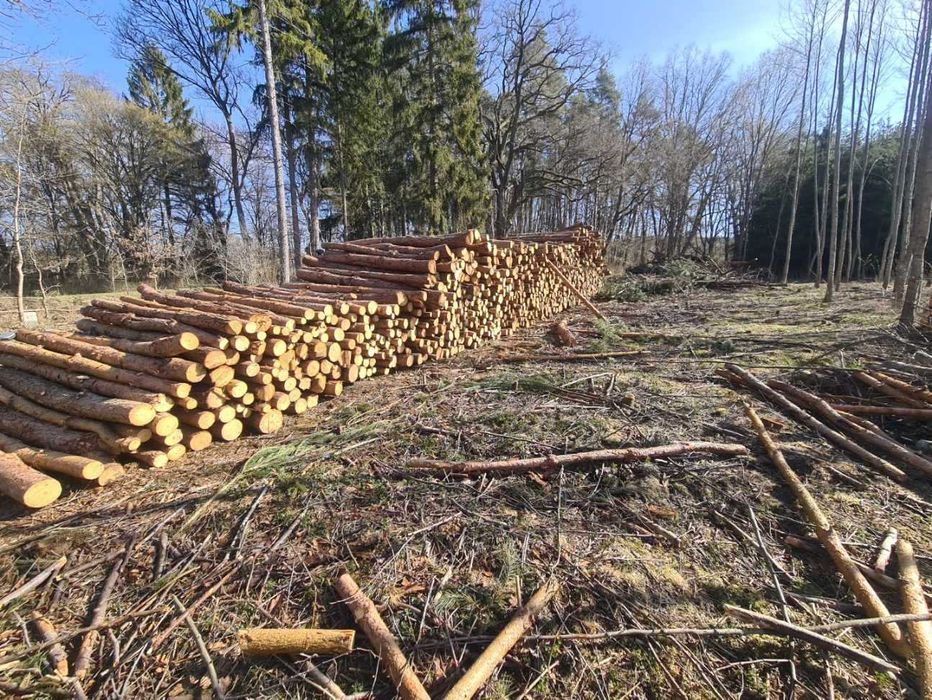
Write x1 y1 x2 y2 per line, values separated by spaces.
0 279 929 699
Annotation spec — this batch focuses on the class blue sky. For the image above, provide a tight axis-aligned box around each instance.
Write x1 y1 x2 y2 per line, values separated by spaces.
6 0 787 96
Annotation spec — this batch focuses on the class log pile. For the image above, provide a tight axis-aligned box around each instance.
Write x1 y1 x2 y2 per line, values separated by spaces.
0 226 605 509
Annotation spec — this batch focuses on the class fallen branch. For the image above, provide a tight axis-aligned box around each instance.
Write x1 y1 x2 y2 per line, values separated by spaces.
724 605 901 673
73 545 132 679
543 258 606 320
898 538 932 699
773 380 932 478
443 578 559 700
743 403 910 659
172 594 225 700
722 365 906 481
0 555 66 608
407 442 748 477
499 350 643 364
830 404 932 420
334 572 430 700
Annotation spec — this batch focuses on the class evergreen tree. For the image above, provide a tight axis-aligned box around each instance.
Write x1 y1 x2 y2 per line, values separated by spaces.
127 45 225 280
384 0 486 233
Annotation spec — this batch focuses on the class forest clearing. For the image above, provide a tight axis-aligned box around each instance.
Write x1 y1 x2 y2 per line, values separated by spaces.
2 0 932 697
0 265 931 698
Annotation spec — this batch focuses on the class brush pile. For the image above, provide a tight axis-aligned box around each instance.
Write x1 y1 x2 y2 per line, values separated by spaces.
0 226 604 509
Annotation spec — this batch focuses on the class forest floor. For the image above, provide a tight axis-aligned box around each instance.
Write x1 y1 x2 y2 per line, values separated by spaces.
1 278 930 699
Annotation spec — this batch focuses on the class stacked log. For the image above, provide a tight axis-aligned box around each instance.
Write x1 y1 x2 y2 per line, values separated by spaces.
0 226 605 509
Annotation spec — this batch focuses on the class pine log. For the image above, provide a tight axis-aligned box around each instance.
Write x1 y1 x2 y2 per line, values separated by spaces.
100 297 242 337
246 409 283 434
408 442 748 477
0 407 109 457
0 341 187 400
97 463 125 486
237 628 355 657
212 419 243 442
333 573 430 700
30 613 68 676
0 431 103 480
81 304 228 349
181 428 213 452
867 370 932 405
743 402 910 659
443 579 559 700
0 452 61 508
74 325 199 356
17 329 205 384
897 538 932 698
0 386 140 453
0 366 155 427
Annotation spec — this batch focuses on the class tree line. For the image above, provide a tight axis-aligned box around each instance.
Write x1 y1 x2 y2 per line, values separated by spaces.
0 0 930 325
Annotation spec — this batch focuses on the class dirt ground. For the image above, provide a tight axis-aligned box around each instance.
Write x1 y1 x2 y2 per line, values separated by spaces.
1 278 930 699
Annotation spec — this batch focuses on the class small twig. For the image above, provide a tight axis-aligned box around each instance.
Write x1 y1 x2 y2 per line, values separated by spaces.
171 594 224 699
226 485 268 560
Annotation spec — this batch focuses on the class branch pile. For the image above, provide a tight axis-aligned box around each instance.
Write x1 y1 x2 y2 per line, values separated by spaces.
0 226 605 509
721 362 932 483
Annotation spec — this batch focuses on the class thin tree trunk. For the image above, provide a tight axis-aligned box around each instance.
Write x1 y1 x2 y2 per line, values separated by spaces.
12 115 26 324
882 3 929 288
283 100 302 269
823 0 851 303
899 30 932 327
782 14 815 285
257 0 291 283
223 113 249 240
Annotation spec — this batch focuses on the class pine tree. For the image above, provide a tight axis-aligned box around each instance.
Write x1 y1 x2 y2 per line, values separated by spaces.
127 45 225 280
384 0 486 233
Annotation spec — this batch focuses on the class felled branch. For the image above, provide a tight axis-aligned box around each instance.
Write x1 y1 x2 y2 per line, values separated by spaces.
407 442 748 477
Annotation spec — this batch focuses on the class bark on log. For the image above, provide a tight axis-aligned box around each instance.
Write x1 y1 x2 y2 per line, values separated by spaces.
81 305 227 349
30 612 68 676
0 386 140 453
830 404 932 420
334 572 430 700
0 452 61 508
408 442 748 477
743 402 910 659
17 329 205 384
897 538 932 698
237 628 355 657
0 407 112 458
0 431 103 480
0 341 187 400
73 328 200 356
0 365 155 427
443 579 559 700
98 297 241 337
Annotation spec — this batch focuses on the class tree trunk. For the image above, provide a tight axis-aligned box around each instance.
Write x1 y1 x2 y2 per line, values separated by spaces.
223 113 249 240
823 0 851 302
899 42 932 327
283 100 302 270
257 0 291 283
